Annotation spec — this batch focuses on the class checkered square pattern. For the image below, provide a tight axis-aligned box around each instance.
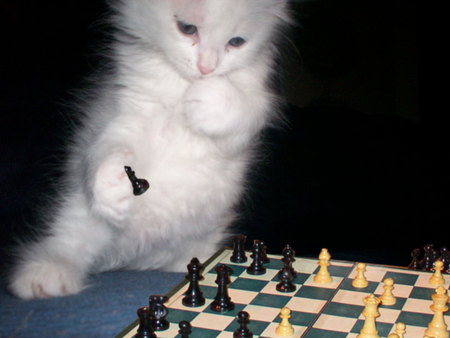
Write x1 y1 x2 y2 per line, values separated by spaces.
306 263 450 337
119 249 450 338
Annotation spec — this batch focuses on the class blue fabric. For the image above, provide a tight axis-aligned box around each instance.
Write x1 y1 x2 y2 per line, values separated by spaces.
0 270 185 337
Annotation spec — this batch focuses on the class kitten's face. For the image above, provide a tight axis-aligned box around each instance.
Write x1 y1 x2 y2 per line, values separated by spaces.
119 0 287 80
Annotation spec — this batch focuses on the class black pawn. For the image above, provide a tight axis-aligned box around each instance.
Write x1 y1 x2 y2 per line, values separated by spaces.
149 295 169 331
210 264 235 312
260 241 270 264
408 248 421 270
125 166 150 195
246 240 266 275
282 244 297 277
231 235 247 263
182 257 205 307
276 266 296 293
233 311 253 338
178 320 192 338
420 244 435 271
134 306 156 338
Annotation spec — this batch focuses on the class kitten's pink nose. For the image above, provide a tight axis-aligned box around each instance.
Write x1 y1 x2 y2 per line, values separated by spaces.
197 63 215 75
197 48 217 75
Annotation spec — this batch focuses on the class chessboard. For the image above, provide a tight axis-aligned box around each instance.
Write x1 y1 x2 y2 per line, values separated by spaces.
117 243 450 337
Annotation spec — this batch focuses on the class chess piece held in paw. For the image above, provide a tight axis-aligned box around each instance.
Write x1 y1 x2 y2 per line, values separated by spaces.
124 166 149 196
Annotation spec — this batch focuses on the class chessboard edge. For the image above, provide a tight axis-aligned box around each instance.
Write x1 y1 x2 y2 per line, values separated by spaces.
115 247 228 338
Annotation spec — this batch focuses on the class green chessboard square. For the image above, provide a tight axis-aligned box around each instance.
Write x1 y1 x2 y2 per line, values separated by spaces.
166 308 200 324
327 265 353 277
203 302 247 317
250 293 291 309
209 263 245 277
311 265 351 278
230 277 268 292
199 285 219 299
224 318 270 335
295 285 336 300
409 286 435 300
226 264 248 277
303 328 348 337
294 272 311 284
384 271 419 285
396 311 433 327
265 258 284 270
272 309 317 327
351 319 393 336
340 279 378 293
322 302 363 318
378 296 407 310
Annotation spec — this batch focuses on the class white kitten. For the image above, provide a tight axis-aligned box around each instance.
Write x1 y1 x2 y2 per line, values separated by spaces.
9 0 290 299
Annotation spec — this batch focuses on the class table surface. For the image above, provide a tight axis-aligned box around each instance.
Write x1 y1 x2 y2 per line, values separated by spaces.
0 269 184 337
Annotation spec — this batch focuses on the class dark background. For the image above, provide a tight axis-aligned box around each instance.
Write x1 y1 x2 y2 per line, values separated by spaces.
0 0 447 274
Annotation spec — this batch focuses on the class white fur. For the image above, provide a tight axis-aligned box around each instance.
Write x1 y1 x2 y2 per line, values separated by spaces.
9 0 289 299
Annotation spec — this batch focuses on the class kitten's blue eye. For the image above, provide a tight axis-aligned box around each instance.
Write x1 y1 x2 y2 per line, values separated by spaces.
228 37 246 47
177 21 197 35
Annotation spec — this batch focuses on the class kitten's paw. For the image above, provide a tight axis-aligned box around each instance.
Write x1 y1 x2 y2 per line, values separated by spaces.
183 77 243 136
9 261 85 299
92 151 135 221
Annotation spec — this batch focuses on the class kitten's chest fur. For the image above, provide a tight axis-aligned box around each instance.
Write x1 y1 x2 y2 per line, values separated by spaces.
106 74 248 226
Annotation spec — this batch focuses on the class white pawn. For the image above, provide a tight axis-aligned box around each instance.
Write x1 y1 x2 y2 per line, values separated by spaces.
352 263 369 288
387 322 406 338
379 277 396 306
429 259 445 286
275 307 294 336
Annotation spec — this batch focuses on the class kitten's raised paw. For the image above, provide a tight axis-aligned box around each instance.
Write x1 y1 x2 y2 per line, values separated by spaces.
92 151 135 221
9 261 85 299
183 77 243 137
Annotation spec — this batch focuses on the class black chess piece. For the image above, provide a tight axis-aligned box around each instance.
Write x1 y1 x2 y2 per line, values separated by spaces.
246 240 266 275
408 248 421 270
276 266 296 293
182 257 205 307
260 241 270 264
230 235 247 263
233 311 253 338
178 320 192 338
134 306 156 338
281 244 297 277
210 264 235 312
440 247 449 274
124 166 150 195
420 244 435 271
282 244 295 261
432 248 439 264
149 294 169 331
